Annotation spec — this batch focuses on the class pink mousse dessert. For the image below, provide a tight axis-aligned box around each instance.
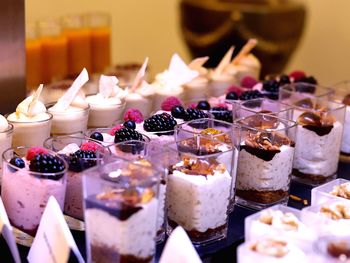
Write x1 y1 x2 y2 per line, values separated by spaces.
1 146 67 236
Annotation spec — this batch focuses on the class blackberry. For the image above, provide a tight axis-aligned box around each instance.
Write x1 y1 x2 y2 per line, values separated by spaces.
9 157 25 169
29 154 65 176
68 150 97 173
171 105 186 119
295 76 317 85
183 108 208 121
123 120 136 130
196 100 211 110
239 90 263 101
72 150 97 159
143 113 177 132
90 132 103 142
226 92 238 100
210 107 233 123
262 80 279 93
279 74 291 85
114 127 144 143
263 92 279 100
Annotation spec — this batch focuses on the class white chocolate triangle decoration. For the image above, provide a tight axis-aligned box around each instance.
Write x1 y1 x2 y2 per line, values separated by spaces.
130 57 149 92
166 53 199 87
214 46 234 75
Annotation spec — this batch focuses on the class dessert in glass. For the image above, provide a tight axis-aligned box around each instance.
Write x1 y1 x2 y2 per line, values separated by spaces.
107 140 168 242
44 135 109 220
83 158 161 263
48 68 90 136
235 114 297 209
0 115 13 170
7 85 53 147
1 146 67 236
86 75 127 128
280 84 345 185
237 236 308 263
311 178 350 206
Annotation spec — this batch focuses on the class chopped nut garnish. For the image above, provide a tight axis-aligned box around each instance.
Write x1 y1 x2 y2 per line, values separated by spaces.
173 156 226 176
320 203 350 220
250 238 289 258
327 240 350 259
330 182 350 200
245 131 291 151
258 210 299 231
297 111 335 127
96 187 155 206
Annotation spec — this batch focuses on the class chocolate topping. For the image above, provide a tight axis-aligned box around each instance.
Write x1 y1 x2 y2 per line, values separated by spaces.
327 240 350 259
343 94 350 106
297 111 334 136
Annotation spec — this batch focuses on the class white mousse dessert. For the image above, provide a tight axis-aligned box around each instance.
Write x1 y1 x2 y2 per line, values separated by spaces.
0 115 13 169
48 68 90 136
86 75 127 128
7 84 52 147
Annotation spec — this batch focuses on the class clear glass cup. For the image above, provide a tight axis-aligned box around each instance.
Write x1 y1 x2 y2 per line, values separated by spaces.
44 135 110 220
175 118 239 213
7 112 53 148
0 123 13 170
331 80 350 161
234 114 297 209
235 98 293 120
282 96 345 185
47 102 90 136
311 178 350 206
83 158 161 263
2 146 68 236
106 140 168 243
167 120 237 245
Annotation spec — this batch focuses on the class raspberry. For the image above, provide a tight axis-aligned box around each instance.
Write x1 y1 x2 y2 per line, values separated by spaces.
241 76 258 89
114 127 144 143
109 124 123 136
80 142 101 152
26 147 48 161
29 154 65 176
289 70 306 81
226 85 243 96
187 103 197 109
161 96 182 111
123 109 144 124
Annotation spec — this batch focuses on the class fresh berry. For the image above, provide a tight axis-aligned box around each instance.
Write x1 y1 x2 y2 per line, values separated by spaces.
279 74 291 85
72 150 97 159
68 150 97 173
171 105 186 119
143 113 177 132
114 127 144 143
109 124 123 136
80 142 101 152
123 109 144 123
239 90 263 100
241 76 258 89
9 157 25 169
210 107 233 123
262 80 279 93
289 70 306 81
226 91 238 100
263 92 279 100
29 154 65 175
226 85 243 96
187 103 197 109
183 108 208 121
26 147 48 161
295 76 317 85
123 120 136 130
90 132 103 142
216 103 228 109
161 96 182 111
196 100 211 110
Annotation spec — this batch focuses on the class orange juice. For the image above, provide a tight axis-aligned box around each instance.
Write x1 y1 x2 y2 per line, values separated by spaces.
91 27 111 73
26 39 42 89
64 28 91 77
40 36 68 84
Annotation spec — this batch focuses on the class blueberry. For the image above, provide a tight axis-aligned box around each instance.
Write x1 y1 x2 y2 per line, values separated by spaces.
9 157 25 169
226 92 238 100
123 120 136 130
171 105 186 119
90 132 104 142
196 100 211 110
279 75 290 85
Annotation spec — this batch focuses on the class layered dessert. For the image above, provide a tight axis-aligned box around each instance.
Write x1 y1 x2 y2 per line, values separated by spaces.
330 182 350 200
85 163 159 263
0 115 13 169
1 147 67 235
48 68 90 136
7 84 52 147
341 94 350 155
167 150 232 243
86 75 127 128
125 58 155 117
236 131 295 206
237 237 307 263
293 111 343 183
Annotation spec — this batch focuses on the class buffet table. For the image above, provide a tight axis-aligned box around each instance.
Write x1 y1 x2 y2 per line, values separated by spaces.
1 161 350 263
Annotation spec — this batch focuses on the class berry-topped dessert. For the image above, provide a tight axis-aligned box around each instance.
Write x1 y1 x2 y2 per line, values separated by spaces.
84 161 160 263
1 146 67 235
44 137 108 220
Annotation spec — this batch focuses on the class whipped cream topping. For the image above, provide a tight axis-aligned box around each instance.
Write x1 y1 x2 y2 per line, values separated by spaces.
57 143 80 155
259 210 300 231
0 114 9 132
320 202 350 220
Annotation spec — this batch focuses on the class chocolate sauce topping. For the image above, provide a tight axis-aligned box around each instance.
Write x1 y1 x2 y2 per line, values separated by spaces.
240 145 280 162
302 125 334 136
297 111 335 136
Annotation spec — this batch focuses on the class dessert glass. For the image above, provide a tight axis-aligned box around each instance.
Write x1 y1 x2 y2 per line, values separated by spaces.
234 114 297 210
175 118 239 213
83 158 161 263
280 86 345 185
167 120 237 245
107 140 168 243
44 135 109 221
47 102 90 136
311 178 350 206
0 123 13 170
7 112 53 148
1 146 68 236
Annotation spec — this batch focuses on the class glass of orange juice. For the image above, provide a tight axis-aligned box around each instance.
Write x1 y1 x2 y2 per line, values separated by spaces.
38 19 68 84
26 22 42 90
84 13 111 74
61 14 92 78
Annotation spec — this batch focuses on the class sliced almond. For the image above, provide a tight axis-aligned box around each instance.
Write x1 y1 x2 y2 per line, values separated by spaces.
215 46 234 75
231 38 258 65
